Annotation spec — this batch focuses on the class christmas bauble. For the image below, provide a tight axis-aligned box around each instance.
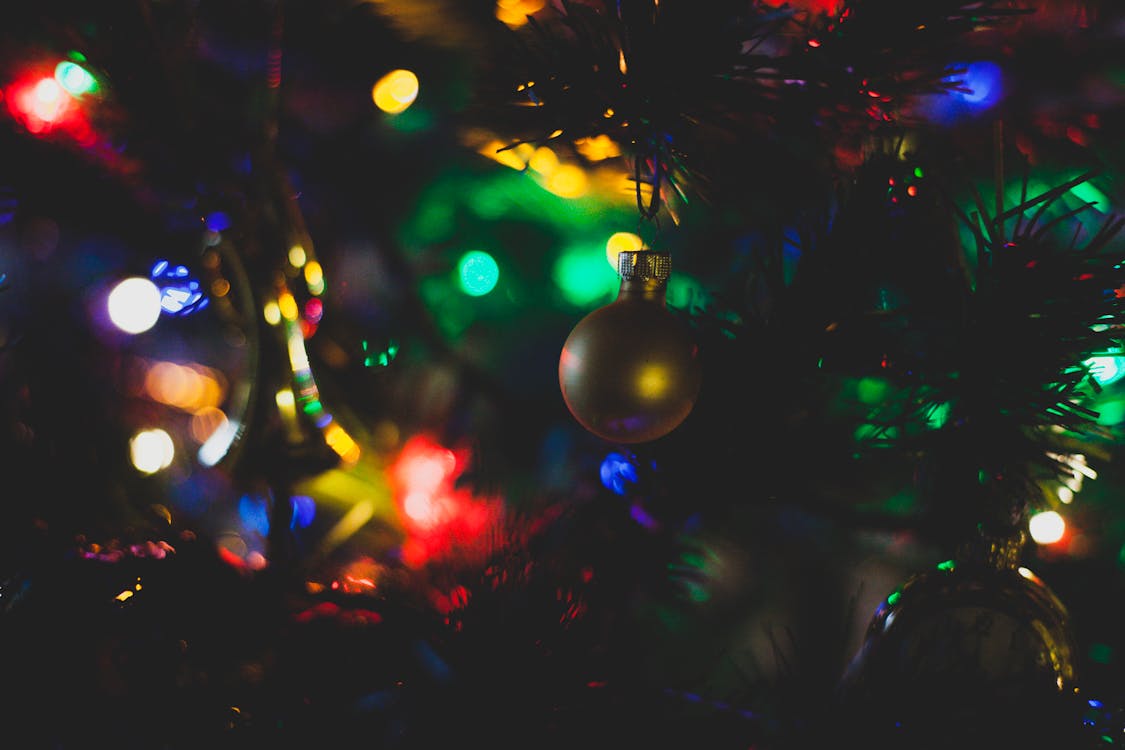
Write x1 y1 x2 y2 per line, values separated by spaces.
558 251 702 443
837 529 1079 745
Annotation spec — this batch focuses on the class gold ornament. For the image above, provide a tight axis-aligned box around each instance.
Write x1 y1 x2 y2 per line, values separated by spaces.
837 527 1079 742
558 250 702 443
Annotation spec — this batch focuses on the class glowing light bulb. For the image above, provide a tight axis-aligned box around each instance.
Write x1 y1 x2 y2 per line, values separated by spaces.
373 69 419 114
457 250 499 296
198 419 240 467
555 246 618 306
130 428 175 474
544 164 588 198
107 277 162 334
400 450 454 493
278 291 299 321
956 61 1002 104
288 245 307 267
303 261 325 295
404 491 440 525
918 60 1004 124
239 494 271 535
600 451 638 495
151 259 207 316
575 134 621 162
496 0 546 27
31 77 67 122
528 146 559 175
290 495 316 529
1085 353 1125 386
263 301 282 325
1029 510 1066 545
54 61 97 97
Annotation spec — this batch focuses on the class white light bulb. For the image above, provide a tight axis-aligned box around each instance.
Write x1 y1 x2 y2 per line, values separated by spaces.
130 428 175 474
107 277 162 334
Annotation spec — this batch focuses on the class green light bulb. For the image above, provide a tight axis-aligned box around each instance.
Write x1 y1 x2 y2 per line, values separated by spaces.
55 61 97 96
457 250 499 296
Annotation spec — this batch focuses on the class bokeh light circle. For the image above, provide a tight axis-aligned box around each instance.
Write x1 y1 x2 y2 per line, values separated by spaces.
457 250 500 296
107 276 162 334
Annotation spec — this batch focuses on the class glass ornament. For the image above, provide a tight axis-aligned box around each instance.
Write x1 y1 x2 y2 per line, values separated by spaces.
837 527 1080 745
558 250 702 443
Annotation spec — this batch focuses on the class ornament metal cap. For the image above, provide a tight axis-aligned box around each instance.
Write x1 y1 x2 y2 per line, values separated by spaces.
618 250 671 281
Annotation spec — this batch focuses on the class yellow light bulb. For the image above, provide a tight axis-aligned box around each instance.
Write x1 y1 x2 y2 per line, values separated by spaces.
373 69 419 114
